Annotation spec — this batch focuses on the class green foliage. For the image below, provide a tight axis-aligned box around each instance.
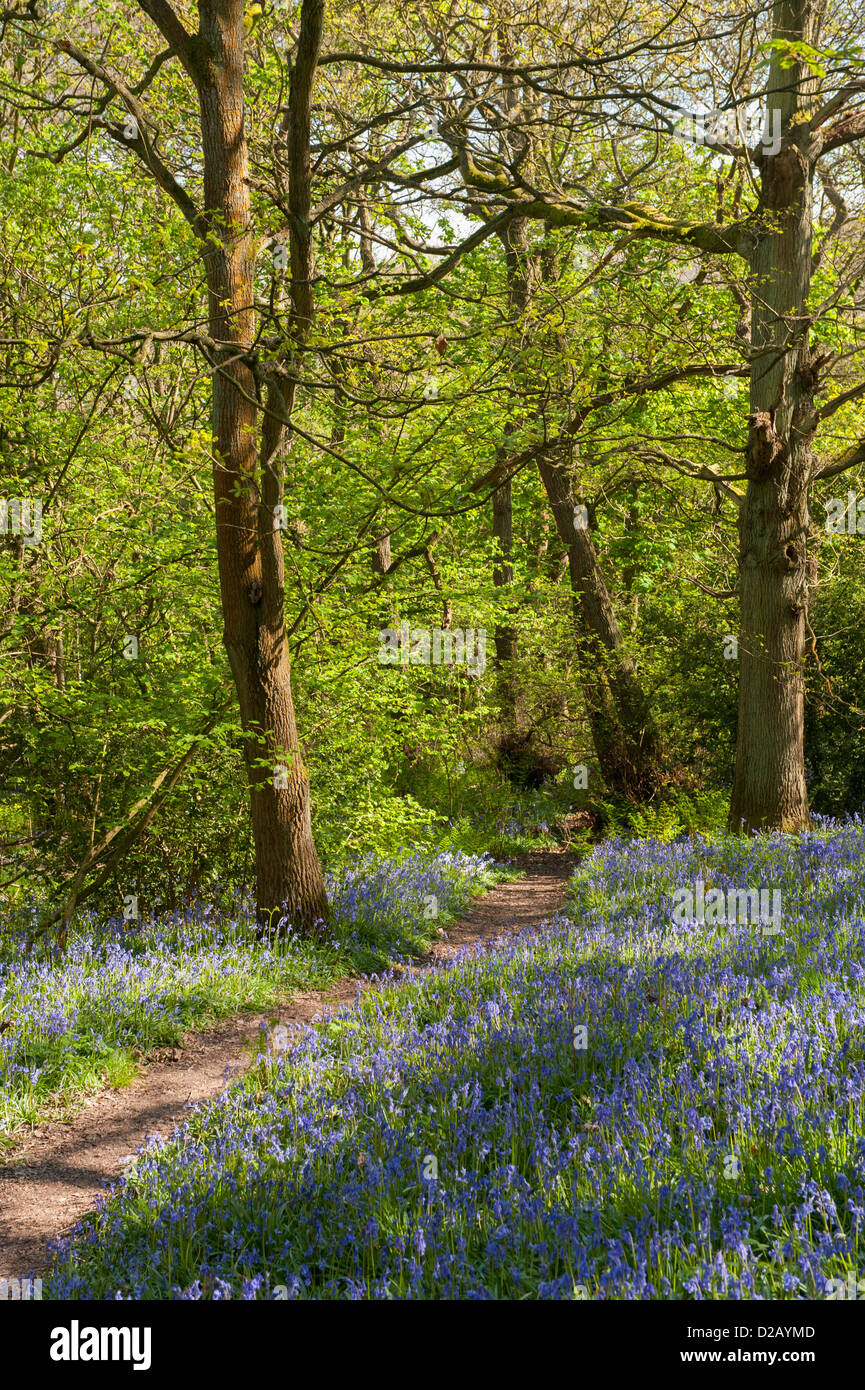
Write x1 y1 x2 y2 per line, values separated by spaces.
0 0 864 926
597 790 731 842
0 850 504 1146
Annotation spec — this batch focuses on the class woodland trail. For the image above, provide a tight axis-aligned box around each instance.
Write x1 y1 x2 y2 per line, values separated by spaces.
0 851 574 1282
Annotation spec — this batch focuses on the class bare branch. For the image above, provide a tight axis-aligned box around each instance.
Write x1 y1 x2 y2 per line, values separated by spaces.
136 0 200 89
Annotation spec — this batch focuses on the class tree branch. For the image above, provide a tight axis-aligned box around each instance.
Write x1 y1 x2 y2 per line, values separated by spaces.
53 38 203 234
136 0 200 89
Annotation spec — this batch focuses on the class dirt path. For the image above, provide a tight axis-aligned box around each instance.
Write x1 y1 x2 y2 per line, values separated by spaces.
0 851 573 1282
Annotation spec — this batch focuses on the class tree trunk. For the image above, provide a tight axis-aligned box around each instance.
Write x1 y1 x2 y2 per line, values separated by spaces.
538 451 663 800
198 0 328 930
492 474 520 725
492 216 534 730
371 530 392 576
514 225 664 799
730 0 816 832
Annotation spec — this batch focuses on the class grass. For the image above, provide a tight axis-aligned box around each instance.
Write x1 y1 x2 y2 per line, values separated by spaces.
42 817 865 1299
0 849 506 1150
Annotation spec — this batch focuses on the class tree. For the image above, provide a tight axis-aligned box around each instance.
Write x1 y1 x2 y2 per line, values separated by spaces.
423 0 865 829
42 0 332 929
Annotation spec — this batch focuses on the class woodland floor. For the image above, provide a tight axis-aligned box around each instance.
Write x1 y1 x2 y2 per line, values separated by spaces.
0 850 574 1282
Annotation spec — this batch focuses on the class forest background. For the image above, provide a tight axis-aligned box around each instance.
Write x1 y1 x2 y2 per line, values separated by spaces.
1 0 864 933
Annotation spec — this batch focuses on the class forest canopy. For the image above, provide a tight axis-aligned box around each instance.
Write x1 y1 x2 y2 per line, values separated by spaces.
1 0 864 933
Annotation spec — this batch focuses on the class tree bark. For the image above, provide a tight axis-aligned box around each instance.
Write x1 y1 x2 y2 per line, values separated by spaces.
492 474 520 724
197 0 328 929
492 216 534 729
371 530 392 576
730 0 817 832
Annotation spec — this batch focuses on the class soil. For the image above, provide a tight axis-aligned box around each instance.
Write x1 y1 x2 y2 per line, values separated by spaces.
0 850 573 1282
